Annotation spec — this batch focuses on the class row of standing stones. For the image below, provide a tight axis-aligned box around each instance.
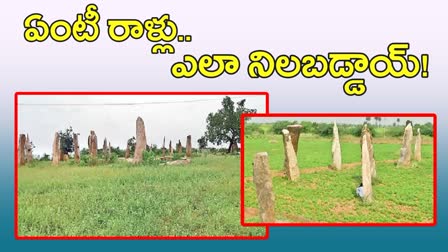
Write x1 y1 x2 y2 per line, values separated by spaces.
18 117 194 166
253 122 423 223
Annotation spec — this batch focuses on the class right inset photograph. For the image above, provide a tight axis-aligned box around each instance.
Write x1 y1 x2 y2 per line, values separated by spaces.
241 113 436 226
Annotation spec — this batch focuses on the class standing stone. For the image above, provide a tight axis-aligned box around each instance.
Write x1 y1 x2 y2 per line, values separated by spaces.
331 122 342 170
282 129 300 181
186 135 192 158
287 124 303 155
88 130 98 159
108 142 112 157
414 128 422 161
59 148 65 162
231 142 238 153
73 133 80 163
253 152 275 223
177 140 182 154
397 123 413 166
169 140 173 155
103 138 109 160
162 136 166 157
125 145 130 159
18 134 26 166
25 134 33 163
361 124 376 179
361 134 373 203
52 132 60 165
133 117 147 163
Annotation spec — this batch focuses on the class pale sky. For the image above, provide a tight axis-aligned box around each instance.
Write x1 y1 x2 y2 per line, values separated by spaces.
18 95 266 156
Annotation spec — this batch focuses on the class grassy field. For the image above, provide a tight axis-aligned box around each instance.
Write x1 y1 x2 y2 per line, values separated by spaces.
244 134 434 223
18 155 265 237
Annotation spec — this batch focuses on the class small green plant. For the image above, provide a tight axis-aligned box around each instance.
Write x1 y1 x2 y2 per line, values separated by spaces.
80 155 97 166
108 153 118 164
142 150 159 166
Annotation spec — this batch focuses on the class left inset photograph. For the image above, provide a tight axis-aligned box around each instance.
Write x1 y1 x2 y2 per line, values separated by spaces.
15 92 269 239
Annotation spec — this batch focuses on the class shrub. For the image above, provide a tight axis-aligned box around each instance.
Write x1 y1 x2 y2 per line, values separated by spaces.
80 155 97 166
316 123 333 137
245 123 265 135
270 121 297 134
142 150 159 166
351 124 376 137
108 153 118 164
415 123 433 137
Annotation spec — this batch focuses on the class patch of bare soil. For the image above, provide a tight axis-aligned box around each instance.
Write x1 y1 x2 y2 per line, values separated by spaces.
244 207 316 223
332 201 356 215
384 201 416 213
244 207 259 219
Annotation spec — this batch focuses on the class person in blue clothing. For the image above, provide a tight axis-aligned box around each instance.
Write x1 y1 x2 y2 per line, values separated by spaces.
356 183 364 197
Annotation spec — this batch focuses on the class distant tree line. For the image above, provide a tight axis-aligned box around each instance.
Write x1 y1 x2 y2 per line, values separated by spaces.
246 120 433 138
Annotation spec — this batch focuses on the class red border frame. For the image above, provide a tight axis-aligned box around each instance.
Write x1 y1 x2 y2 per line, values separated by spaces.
14 91 270 240
240 113 437 227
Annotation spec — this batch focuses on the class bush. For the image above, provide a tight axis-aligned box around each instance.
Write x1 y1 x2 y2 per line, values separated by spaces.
385 126 404 137
108 153 118 164
415 123 433 137
39 153 50 161
351 124 376 137
245 123 265 135
80 155 97 166
300 121 318 134
316 123 333 137
142 150 159 165
270 121 298 134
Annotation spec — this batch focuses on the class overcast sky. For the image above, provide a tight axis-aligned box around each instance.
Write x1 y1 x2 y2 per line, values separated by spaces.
18 95 266 156
250 117 433 125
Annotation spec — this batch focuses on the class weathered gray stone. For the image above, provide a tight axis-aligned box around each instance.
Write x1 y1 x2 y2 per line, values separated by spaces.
73 133 80 163
414 128 422 161
103 138 109 160
169 140 173 155
133 117 147 163
287 124 303 155
282 129 300 181
162 136 166 157
18 134 26 166
331 122 342 170
186 135 192 158
52 132 60 165
253 152 275 223
361 134 373 203
398 123 413 166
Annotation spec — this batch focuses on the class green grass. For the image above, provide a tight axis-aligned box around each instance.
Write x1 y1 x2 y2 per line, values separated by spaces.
244 134 433 175
244 134 434 223
19 155 265 237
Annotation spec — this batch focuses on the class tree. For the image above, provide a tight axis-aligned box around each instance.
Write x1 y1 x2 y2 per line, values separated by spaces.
204 96 257 153
365 117 371 123
197 136 208 149
39 153 50 161
127 136 136 153
58 126 74 155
